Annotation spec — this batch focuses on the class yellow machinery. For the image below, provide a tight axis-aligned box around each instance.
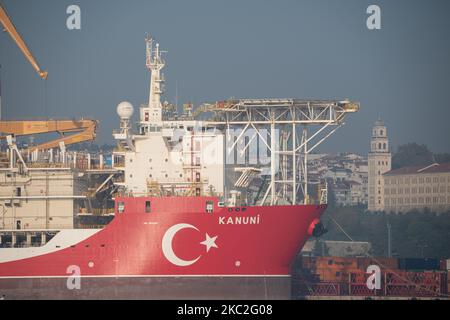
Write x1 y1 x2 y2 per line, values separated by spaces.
0 4 97 150
0 119 98 151
0 5 47 79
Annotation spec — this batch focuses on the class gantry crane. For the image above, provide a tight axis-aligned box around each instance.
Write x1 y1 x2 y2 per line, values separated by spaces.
0 4 97 151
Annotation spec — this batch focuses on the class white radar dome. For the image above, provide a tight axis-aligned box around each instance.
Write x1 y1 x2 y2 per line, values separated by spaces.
116 101 134 119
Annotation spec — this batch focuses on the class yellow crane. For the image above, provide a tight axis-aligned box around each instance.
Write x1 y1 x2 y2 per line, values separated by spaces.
0 4 47 79
0 4 97 150
0 119 98 152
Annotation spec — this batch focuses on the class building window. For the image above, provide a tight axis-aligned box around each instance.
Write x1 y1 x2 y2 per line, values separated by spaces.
380 130 383 135
426 177 431 183
412 187 417 194
426 187 431 194
433 177 438 183
383 143 386 150
419 178 424 184
412 178 417 184
145 201 151 213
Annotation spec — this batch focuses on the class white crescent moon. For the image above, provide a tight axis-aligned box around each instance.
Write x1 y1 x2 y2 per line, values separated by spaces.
162 223 201 267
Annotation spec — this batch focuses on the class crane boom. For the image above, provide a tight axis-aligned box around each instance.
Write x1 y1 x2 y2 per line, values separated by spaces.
0 4 48 79
0 119 98 151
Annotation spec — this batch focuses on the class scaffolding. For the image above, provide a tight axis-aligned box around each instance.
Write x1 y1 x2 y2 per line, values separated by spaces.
204 99 359 206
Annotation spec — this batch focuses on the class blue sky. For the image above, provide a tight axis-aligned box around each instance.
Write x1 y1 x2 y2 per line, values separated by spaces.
1 0 449 153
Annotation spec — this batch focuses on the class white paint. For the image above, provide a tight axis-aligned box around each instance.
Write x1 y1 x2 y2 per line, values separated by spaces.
0 229 101 263
200 233 218 253
162 224 201 267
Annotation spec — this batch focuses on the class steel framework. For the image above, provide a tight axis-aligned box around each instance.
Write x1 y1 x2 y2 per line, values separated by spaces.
205 99 359 206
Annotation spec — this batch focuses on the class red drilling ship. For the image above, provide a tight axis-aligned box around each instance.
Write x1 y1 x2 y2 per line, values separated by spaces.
0 36 358 299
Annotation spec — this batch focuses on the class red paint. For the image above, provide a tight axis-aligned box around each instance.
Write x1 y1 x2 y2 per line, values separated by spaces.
0 196 326 277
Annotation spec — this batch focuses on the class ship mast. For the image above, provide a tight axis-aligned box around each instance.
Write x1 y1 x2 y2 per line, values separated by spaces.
140 36 166 129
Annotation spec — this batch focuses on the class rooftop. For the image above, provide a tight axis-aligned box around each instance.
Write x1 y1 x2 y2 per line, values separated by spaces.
384 162 450 176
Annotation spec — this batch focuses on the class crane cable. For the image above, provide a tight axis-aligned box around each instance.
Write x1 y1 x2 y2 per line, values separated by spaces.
43 77 48 117
327 214 450 298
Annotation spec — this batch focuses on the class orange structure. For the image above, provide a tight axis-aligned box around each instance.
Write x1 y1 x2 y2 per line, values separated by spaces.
0 4 98 150
0 119 97 151
0 4 48 79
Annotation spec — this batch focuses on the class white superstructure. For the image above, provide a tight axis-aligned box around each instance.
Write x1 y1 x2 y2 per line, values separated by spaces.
113 37 225 197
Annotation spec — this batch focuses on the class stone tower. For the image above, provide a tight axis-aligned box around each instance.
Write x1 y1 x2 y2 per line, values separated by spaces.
368 118 391 211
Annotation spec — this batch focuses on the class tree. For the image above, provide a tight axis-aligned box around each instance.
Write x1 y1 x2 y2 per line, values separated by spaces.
392 143 434 169
435 153 450 164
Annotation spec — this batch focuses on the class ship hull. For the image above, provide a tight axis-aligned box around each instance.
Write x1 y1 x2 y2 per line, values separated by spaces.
0 196 326 299
0 275 291 300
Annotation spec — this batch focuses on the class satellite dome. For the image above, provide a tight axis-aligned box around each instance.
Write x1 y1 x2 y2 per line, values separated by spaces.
116 101 134 119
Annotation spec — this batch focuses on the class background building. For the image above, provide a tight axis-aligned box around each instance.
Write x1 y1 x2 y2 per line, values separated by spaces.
368 119 391 211
383 163 450 213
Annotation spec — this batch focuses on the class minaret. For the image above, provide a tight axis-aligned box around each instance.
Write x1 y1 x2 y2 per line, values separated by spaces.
140 36 165 128
368 118 391 211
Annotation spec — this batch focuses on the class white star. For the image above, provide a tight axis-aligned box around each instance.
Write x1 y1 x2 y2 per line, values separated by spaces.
200 233 218 252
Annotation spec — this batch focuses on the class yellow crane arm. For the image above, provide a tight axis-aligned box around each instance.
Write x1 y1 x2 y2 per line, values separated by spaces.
0 4 48 79
28 122 97 152
0 119 98 151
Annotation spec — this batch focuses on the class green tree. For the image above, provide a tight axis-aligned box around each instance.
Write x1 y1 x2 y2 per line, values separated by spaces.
392 143 434 169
